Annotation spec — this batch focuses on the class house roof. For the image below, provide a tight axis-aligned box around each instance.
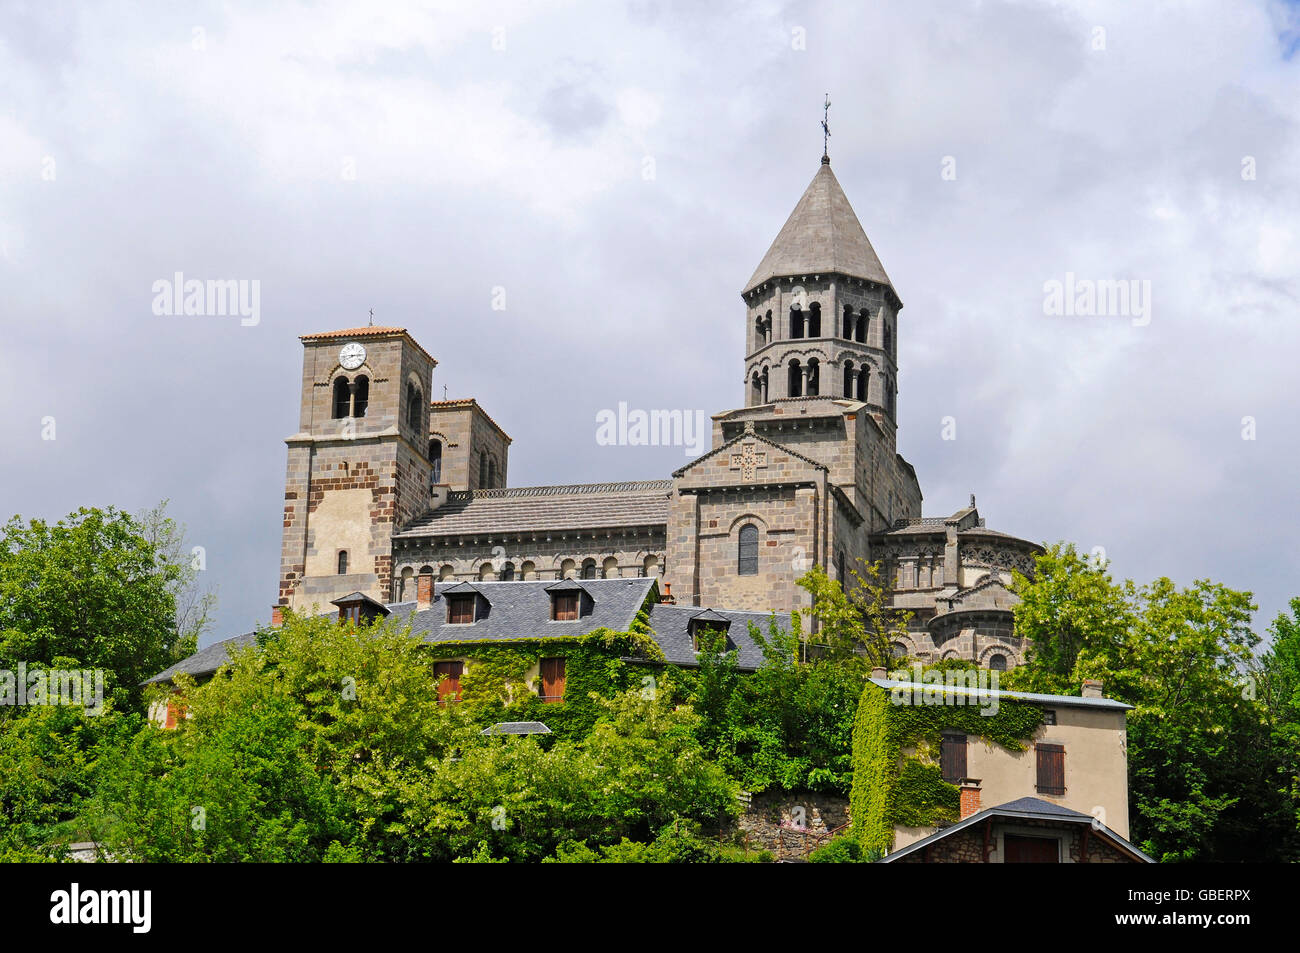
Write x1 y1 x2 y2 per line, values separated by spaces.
877 797 1154 863
144 580 799 685
330 592 391 614
396 481 672 538
744 160 894 295
869 677 1133 711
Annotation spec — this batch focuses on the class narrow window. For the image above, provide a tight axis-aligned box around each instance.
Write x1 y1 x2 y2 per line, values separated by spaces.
406 382 422 431
737 523 759 575
352 375 369 417
884 322 892 355
806 359 819 396
487 456 497 489
842 304 853 338
843 361 855 398
807 302 821 337
856 368 868 402
790 306 804 338
337 550 348 574
539 657 566 703
1036 743 1066 796
551 592 579 621
435 661 463 704
501 561 515 581
855 310 867 343
447 594 476 624
940 732 968 783
580 559 597 580
478 453 487 488
429 439 442 483
787 360 802 397
332 377 351 419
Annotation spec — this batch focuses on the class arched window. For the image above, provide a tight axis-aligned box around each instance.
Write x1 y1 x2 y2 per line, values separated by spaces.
501 561 515 581
487 456 497 489
642 554 659 577
806 358 820 396
478 453 488 488
843 361 855 398
760 366 769 402
856 367 868 402
560 558 576 579
751 372 763 405
890 641 908 659
521 560 536 580
602 556 619 579
405 382 422 431
843 304 853 338
887 378 896 418
478 562 494 581
790 305 805 339
332 378 351 419
337 550 349 575
737 524 759 575
807 302 821 337
856 309 867 343
429 439 442 483
352 376 369 418
883 322 892 355
988 654 1008 672
437 564 454 581
787 360 802 397
764 310 773 343
754 315 764 349
399 566 414 601
580 559 597 580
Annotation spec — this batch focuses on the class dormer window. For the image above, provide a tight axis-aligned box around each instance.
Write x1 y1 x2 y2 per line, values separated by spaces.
447 593 476 624
551 591 579 621
689 610 736 653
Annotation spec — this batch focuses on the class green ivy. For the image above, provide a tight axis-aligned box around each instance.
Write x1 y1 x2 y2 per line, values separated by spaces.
849 681 1043 856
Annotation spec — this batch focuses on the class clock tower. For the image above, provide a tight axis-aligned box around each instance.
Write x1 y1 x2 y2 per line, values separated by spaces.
276 326 437 617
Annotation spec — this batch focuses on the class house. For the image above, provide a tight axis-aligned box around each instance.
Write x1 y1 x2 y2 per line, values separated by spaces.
879 797 1153 863
145 577 780 722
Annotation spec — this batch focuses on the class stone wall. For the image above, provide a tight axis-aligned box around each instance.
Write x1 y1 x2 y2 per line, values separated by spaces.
732 790 851 862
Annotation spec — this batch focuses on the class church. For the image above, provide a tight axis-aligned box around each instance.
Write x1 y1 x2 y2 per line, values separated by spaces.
271 153 1042 669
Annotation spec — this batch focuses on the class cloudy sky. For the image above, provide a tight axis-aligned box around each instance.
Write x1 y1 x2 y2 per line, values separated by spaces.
3 0 1297 649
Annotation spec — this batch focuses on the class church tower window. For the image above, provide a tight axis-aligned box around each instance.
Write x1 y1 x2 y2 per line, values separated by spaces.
790 305 805 339
843 361 855 397
478 452 487 488
787 360 802 397
737 524 759 575
857 367 868 402
337 550 349 575
429 439 442 483
487 456 497 489
843 304 853 338
580 559 597 580
332 377 351 419
806 358 820 396
352 376 369 418
405 381 423 431
807 302 821 337
856 309 867 343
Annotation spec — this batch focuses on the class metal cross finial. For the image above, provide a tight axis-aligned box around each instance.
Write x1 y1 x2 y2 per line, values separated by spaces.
821 94 831 161
368 308 374 327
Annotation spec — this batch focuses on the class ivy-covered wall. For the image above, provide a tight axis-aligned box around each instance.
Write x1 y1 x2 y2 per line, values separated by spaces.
849 683 1043 857
424 607 665 740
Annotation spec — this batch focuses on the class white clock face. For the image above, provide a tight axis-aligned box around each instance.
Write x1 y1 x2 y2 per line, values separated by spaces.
339 342 366 370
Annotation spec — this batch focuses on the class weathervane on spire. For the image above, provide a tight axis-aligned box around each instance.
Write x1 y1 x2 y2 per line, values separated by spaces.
821 93 831 163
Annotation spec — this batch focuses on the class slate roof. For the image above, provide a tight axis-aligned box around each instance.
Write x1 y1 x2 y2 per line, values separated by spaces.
744 160 894 294
645 603 788 671
396 481 672 538
142 631 260 684
878 797 1154 863
393 577 657 646
868 677 1133 711
144 580 798 685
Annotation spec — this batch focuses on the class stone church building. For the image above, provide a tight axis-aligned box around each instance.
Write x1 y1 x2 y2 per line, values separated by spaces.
275 156 1041 668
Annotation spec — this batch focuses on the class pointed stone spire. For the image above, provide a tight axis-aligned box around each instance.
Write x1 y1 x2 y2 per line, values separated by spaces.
743 161 893 295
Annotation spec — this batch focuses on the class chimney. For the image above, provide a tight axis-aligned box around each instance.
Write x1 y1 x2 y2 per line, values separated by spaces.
959 779 982 819
271 605 284 626
871 666 888 680
660 581 676 605
417 571 434 611
1081 679 1104 699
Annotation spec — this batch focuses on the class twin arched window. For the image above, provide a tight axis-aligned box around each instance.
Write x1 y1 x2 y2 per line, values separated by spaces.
332 376 370 419
737 524 759 576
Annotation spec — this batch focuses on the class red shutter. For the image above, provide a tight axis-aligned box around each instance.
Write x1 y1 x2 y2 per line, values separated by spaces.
1036 743 1065 795
435 661 463 704
540 657 566 703
1004 834 1060 863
